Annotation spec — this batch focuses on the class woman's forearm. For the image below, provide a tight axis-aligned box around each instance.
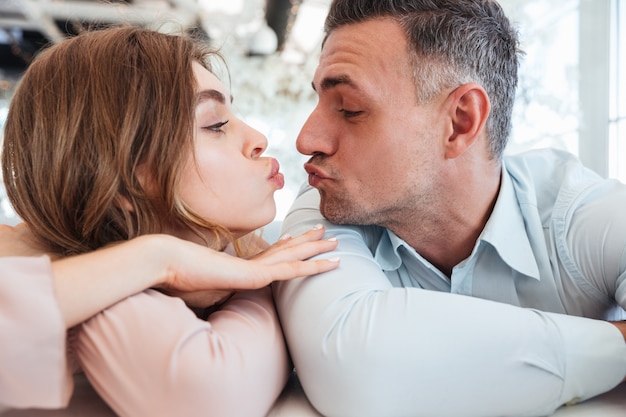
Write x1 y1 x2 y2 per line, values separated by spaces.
77 288 290 417
51 235 169 328
51 227 339 329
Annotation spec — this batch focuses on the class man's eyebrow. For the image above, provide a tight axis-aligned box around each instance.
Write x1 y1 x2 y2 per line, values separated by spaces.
312 75 356 92
196 89 234 105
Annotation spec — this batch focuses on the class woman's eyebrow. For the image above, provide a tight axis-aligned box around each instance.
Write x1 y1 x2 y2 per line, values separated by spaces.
196 89 234 105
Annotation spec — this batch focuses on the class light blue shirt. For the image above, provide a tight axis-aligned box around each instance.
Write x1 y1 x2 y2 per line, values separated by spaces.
274 148 626 417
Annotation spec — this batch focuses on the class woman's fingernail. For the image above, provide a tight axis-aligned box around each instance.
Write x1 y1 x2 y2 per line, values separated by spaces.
328 257 340 262
312 223 323 230
327 237 337 242
279 233 292 240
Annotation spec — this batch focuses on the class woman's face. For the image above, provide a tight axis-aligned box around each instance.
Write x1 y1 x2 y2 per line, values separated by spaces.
172 62 284 242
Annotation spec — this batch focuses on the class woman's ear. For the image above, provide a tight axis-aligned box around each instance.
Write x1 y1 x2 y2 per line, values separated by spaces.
115 163 154 212
114 195 135 212
444 82 490 159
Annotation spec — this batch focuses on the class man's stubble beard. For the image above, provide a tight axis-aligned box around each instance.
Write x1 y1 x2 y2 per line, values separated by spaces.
318 188 384 226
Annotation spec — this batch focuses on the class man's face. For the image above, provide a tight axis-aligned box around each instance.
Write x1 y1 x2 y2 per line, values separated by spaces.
297 18 447 226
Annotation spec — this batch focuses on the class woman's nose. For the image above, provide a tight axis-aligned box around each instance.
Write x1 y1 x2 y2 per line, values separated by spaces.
243 123 268 158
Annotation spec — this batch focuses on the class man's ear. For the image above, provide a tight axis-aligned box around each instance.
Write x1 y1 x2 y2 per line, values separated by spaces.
444 82 490 159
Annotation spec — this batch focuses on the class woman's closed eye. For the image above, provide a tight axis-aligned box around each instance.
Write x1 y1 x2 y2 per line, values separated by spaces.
204 120 229 133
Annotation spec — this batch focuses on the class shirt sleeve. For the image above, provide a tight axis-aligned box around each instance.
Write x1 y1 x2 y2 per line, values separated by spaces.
0 256 72 410
559 178 626 316
75 287 290 417
273 185 626 417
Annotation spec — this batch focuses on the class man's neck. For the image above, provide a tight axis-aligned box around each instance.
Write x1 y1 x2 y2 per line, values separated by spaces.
387 165 502 278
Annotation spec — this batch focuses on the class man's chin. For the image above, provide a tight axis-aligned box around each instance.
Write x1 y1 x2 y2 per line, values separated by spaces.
319 199 357 225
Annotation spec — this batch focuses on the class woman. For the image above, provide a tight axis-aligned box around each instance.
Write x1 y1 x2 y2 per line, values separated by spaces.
1 25 338 416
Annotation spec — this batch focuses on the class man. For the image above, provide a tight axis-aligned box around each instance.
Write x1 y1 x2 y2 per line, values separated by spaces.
273 1 626 416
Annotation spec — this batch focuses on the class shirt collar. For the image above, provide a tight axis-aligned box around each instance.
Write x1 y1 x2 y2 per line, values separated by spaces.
374 227 404 271
478 163 541 279
374 163 540 280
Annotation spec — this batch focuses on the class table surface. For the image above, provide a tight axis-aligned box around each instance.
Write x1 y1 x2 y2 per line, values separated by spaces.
2 373 625 417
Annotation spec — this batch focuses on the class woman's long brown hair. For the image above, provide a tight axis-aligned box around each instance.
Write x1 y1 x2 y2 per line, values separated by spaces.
2 26 243 256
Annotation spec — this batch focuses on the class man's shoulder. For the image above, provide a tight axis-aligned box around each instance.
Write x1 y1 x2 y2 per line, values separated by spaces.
502 148 609 226
504 148 587 177
504 148 601 193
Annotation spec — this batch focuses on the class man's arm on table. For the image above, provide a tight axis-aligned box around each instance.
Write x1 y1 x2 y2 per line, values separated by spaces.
273 185 626 417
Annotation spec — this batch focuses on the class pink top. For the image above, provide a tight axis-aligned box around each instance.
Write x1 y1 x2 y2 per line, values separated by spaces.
0 256 72 409
75 287 291 417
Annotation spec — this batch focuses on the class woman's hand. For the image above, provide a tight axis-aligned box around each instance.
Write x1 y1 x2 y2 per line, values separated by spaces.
159 224 339 295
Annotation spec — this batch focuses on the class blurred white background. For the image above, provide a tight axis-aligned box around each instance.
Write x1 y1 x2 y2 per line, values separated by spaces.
0 0 624 224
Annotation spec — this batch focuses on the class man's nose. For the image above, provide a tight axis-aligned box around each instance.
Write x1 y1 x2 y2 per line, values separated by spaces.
296 108 336 156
